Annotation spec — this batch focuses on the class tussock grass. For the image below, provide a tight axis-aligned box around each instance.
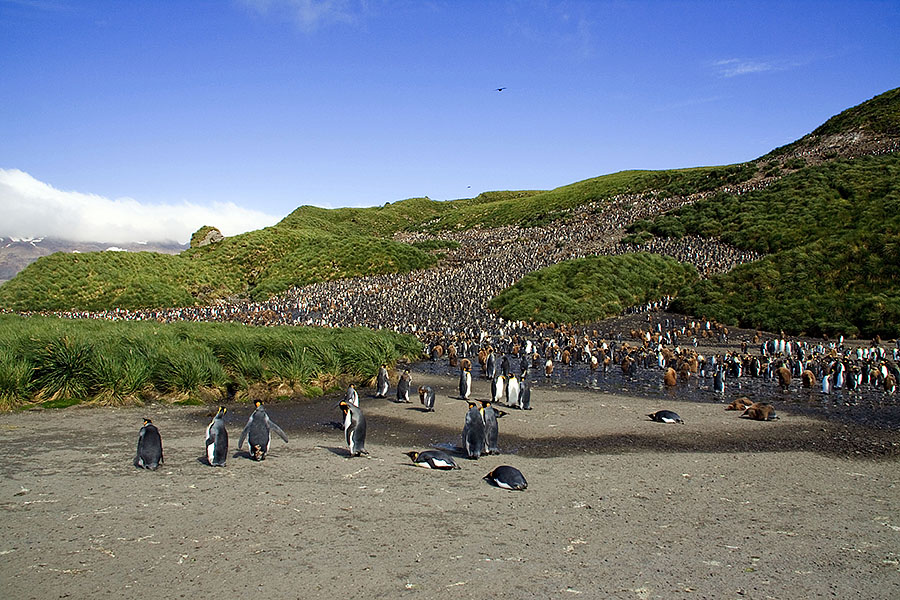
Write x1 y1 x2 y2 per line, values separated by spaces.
490 253 698 324
0 314 422 410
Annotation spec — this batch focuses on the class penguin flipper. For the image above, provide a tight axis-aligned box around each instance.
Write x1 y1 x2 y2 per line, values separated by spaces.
238 425 250 450
270 421 289 443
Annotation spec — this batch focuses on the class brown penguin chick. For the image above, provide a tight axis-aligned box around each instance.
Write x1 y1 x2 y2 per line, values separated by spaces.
741 403 779 421
801 369 816 388
726 397 752 411
776 366 792 390
663 367 677 387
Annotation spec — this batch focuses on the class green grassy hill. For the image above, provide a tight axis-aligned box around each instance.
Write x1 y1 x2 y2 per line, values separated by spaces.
629 153 900 337
1 86 898 334
489 253 698 324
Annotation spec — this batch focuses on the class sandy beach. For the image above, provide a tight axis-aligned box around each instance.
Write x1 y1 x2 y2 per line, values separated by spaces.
1 366 899 599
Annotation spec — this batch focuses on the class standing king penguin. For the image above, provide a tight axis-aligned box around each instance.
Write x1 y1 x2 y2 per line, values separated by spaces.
238 400 289 461
134 418 163 470
205 406 228 467
397 369 412 403
418 385 436 412
339 400 368 456
480 400 506 455
506 373 520 409
459 364 472 400
344 384 359 407
462 401 486 459
375 364 390 398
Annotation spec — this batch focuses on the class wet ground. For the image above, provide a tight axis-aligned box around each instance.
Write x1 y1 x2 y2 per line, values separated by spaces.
180 362 900 461
419 358 900 429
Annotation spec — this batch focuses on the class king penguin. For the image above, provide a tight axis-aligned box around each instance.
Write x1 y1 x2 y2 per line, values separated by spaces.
459 364 472 400
134 418 163 470
506 373 520 409
238 400 289 461
418 385 436 411
648 409 684 424
462 401 486 459
205 406 228 467
376 364 390 398
713 367 725 395
397 369 412 403
486 350 497 380
821 372 833 395
405 450 459 470
491 374 506 404
344 383 359 407
483 465 528 490
339 400 368 457
519 373 532 410
480 400 506 455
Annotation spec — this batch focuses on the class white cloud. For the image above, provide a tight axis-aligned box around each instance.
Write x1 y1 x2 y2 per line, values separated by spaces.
0 168 281 245
237 0 368 32
712 57 808 78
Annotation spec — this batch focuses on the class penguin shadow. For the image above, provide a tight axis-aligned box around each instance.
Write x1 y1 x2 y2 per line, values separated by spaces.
405 406 433 413
232 450 254 460
432 442 469 459
319 445 368 459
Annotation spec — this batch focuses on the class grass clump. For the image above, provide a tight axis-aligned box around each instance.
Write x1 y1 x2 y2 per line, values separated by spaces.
0 314 422 410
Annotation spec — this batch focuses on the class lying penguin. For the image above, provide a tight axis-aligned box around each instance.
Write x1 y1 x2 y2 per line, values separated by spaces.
405 450 459 470
741 402 779 421
483 465 528 490
647 409 684 424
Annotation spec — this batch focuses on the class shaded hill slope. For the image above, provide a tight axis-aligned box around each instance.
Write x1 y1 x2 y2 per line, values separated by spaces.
628 152 900 337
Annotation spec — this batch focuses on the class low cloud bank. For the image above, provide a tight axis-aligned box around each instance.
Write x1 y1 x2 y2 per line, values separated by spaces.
0 169 281 245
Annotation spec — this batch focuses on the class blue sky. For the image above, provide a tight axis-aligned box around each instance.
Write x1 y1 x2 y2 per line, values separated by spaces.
1 0 898 243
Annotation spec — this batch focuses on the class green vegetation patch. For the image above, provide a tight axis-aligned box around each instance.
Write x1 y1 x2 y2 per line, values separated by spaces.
489 253 698 324
0 314 422 410
630 153 900 337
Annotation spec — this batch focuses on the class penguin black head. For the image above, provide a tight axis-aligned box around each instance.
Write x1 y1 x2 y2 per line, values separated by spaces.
142 418 152 426
467 401 478 409
339 400 351 413
405 451 419 461
254 400 263 408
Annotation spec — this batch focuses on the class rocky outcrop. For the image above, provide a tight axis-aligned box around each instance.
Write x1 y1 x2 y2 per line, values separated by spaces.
190 226 224 249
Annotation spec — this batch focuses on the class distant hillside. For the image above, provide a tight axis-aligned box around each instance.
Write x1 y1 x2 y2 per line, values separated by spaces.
0 237 186 284
1 86 898 331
